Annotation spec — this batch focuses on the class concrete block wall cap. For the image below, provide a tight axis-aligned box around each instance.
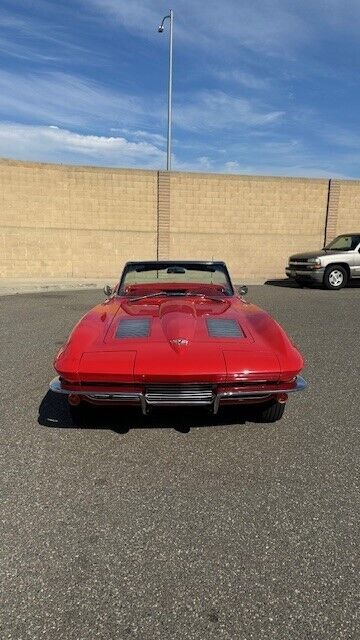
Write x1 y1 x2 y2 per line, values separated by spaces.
0 278 115 296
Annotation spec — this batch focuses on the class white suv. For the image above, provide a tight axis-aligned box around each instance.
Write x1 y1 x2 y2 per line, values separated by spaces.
286 233 360 289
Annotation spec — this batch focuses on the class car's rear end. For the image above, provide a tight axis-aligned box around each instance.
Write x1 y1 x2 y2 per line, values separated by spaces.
51 261 306 423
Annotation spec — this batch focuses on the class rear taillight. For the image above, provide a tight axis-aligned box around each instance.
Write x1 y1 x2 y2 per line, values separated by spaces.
68 394 81 406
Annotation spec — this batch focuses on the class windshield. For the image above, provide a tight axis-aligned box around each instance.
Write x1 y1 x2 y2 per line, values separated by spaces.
118 262 234 296
325 234 360 251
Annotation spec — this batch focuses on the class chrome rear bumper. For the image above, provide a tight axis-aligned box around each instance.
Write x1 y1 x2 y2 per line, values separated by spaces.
50 376 307 415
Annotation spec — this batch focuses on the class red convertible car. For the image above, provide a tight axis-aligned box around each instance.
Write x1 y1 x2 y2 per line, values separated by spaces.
50 261 306 423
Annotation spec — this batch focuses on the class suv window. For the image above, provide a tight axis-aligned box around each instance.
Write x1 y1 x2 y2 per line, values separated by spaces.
325 234 360 251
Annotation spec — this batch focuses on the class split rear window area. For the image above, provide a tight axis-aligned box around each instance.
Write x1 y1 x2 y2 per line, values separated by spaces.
118 261 234 296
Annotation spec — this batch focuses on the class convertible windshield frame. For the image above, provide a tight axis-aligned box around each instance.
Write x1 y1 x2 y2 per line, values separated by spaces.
117 261 235 296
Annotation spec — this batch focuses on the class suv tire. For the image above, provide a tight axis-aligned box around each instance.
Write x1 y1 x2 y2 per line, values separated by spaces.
324 265 348 290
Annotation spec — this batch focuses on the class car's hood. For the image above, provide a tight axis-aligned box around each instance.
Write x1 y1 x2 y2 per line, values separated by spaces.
55 295 303 384
104 297 249 346
289 249 328 260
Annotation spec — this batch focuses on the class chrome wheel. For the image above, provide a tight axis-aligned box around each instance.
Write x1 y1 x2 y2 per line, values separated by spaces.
324 265 347 290
328 269 344 287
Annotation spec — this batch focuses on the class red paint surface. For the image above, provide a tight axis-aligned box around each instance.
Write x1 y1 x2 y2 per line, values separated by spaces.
54 281 304 386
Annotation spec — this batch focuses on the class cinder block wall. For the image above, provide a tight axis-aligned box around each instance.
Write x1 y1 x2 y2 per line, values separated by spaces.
1 158 359 282
0 160 157 278
335 181 360 235
168 173 329 281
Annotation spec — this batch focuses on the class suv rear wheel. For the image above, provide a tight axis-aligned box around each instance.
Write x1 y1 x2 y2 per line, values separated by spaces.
324 265 348 290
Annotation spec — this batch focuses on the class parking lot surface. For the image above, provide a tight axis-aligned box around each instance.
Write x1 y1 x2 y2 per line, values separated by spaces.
1 284 359 639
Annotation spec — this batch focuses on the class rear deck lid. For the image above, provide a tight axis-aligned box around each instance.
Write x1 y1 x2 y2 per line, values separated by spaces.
223 351 281 382
78 351 136 382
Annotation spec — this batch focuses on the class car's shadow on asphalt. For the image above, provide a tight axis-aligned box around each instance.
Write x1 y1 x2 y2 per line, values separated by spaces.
265 278 360 289
38 391 254 434
264 278 317 288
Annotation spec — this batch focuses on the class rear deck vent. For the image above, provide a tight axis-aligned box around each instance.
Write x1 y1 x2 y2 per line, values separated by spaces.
207 318 244 338
116 318 150 338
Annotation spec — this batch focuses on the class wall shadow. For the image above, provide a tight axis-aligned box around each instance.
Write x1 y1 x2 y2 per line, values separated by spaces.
38 391 254 434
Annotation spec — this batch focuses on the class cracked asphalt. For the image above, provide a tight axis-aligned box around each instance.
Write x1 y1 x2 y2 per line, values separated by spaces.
1 283 359 639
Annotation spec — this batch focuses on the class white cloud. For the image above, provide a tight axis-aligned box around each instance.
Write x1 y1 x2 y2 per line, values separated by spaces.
321 127 360 150
218 136 353 178
174 91 284 131
85 0 309 56
0 122 352 178
224 161 242 172
172 155 215 172
0 35 60 63
0 69 284 137
0 123 165 167
0 7 91 62
0 2 358 179
0 69 160 130
85 0 360 58
110 128 166 145
213 69 270 91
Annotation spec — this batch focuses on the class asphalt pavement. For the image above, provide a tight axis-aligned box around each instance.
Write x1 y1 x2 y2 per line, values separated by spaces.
1 283 359 639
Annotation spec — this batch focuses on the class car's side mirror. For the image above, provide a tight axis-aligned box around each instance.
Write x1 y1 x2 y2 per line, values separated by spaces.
238 285 248 296
103 284 113 298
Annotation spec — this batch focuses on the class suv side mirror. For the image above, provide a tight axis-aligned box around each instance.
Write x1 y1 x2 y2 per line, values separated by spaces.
238 285 248 296
103 284 113 298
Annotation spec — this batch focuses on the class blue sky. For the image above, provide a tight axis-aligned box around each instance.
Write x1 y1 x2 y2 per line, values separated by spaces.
0 0 360 177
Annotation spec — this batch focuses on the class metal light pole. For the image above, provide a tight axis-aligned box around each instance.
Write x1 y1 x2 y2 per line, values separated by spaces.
158 9 173 171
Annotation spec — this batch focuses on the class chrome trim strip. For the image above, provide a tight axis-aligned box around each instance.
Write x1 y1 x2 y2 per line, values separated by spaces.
213 376 307 413
50 375 307 415
49 378 140 397
145 392 214 401
50 377 71 394
85 392 141 401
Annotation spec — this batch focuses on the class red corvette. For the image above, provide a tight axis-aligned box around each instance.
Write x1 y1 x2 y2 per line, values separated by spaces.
50 261 306 423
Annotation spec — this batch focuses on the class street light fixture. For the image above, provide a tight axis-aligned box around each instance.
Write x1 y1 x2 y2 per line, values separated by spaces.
158 9 173 171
